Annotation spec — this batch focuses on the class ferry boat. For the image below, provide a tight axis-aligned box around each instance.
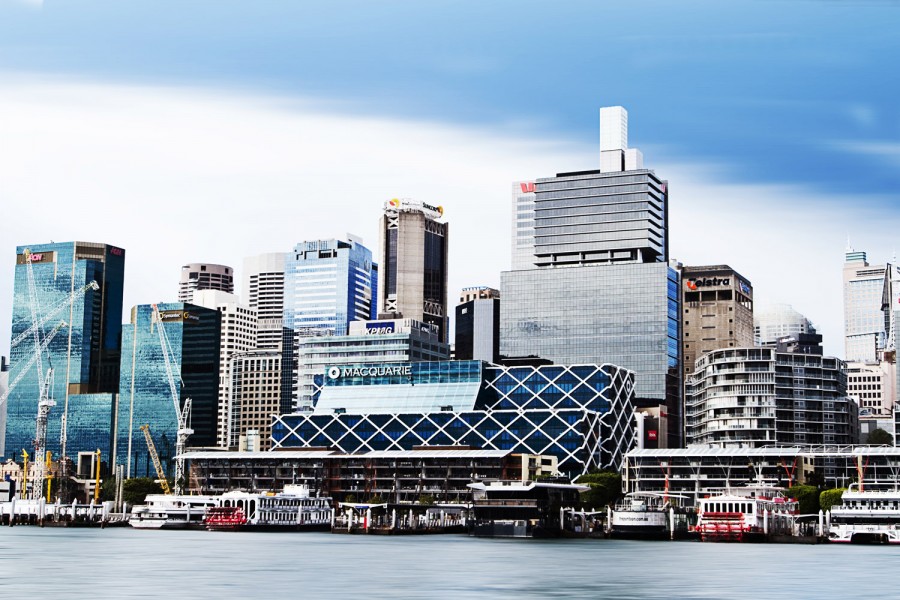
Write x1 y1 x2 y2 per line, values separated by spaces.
828 484 900 544
204 484 333 531
128 494 219 529
695 485 799 542
468 480 588 538
610 492 691 539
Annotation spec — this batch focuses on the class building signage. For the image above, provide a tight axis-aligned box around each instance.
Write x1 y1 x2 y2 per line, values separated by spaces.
519 182 535 193
685 276 731 291
159 310 201 322
328 365 413 379
739 279 751 296
110 247 125 256
365 321 396 335
16 251 56 265
647 430 658 441
386 198 444 219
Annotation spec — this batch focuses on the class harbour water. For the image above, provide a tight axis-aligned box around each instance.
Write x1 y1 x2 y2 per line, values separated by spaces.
0 528 896 599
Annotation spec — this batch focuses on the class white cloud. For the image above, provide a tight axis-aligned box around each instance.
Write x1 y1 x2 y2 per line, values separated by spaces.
0 75 895 360
833 141 900 167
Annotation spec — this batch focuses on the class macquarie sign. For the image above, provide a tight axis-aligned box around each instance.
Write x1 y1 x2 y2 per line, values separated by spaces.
327 365 413 379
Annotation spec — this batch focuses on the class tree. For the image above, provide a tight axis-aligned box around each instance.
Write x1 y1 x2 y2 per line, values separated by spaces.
121 478 164 506
867 428 893 446
577 471 623 509
820 488 847 512
417 494 436 506
788 484 820 515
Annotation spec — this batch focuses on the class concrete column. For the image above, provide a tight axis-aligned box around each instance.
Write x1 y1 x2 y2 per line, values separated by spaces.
391 509 396 530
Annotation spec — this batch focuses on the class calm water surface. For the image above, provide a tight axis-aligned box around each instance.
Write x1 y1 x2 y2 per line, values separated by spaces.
0 528 895 599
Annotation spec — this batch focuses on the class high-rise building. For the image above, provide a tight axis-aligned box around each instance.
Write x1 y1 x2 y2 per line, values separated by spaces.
681 265 754 377
843 247 888 362
284 237 378 410
229 350 281 450
686 342 859 448
115 302 220 478
754 303 816 346
243 252 287 351
284 237 377 337
5 242 125 463
295 318 450 408
455 286 500 363
846 361 895 418
190 290 258 448
178 263 234 303
377 199 449 343
500 106 682 446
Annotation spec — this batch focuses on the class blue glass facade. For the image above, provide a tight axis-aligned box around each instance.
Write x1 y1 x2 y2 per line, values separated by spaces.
115 303 220 478
283 238 377 336
273 361 635 474
4 242 125 462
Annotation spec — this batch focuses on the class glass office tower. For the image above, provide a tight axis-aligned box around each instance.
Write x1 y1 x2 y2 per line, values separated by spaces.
5 242 125 462
501 107 683 446
115 302 220 478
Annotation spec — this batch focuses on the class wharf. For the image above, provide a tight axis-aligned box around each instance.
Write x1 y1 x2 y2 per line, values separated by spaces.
1 499 127 527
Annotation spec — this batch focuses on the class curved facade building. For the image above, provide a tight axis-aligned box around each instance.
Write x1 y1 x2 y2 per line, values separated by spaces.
686 348 858 448
178 263 234 303
272 360 635 475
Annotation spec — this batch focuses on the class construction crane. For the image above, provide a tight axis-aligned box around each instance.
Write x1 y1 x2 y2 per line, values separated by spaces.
9 280 99 350
0 321 67 411
140 424 172 495
151 304 194 495
30 366 56 500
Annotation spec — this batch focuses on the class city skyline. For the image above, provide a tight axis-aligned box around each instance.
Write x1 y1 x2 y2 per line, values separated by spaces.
2 1 899 360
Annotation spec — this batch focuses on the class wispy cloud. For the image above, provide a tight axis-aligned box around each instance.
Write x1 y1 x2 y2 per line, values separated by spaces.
0 75 893 359
832 140 900 166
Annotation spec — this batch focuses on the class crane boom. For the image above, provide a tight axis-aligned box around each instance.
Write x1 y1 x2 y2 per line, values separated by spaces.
0 321 67 409
140 424 172 495
151 304 193 495
10 281 99 349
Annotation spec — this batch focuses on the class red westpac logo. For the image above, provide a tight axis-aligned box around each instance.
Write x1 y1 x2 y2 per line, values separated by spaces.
520 182 535 193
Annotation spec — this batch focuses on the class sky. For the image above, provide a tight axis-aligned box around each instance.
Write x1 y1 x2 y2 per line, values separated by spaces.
1 0 899 359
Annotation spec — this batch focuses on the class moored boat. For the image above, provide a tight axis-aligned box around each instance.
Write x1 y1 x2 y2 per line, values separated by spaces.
828 483 900 544
695 485 798 542
610 492 691 539
205 484 333 531
129 494 219 529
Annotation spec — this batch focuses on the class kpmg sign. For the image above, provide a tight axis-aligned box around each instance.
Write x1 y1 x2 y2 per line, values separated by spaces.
365 321 396 335
328 365 413 379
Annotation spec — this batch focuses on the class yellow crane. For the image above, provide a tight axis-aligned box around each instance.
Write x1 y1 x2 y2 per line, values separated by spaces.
139 424 172 495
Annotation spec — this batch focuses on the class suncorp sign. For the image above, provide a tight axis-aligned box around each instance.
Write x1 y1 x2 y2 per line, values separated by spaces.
328 365 413 379
385 198 444 219
685 276 730 291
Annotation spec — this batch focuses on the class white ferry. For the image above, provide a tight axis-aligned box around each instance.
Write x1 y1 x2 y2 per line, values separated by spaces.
828 484 900 544
205 484 333 531
695 485 798 542
129 494 220 529
610 492 690 539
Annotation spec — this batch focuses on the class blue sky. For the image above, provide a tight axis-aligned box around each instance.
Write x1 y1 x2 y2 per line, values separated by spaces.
0 0 898 358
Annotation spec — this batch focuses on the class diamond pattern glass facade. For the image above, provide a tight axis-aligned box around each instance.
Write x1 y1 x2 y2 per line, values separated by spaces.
272 361 635 474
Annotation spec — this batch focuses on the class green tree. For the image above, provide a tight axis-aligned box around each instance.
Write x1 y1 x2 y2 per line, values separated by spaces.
369 494 385 505
577 471 623 509
121 478 164 506
820 488 847 512
417 494 436 506
788 484 820 515
866 428 893 445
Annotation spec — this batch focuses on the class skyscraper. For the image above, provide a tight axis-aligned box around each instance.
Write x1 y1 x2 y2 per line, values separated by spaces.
243 252 287 351
284 237 378 409
377 199 449 343
681 265 754 377
190 290 257 448
843 246 889 362
178 263 234 302
5 242 125 463
115 302 220 478
501 107 682 446
455 286 500 362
